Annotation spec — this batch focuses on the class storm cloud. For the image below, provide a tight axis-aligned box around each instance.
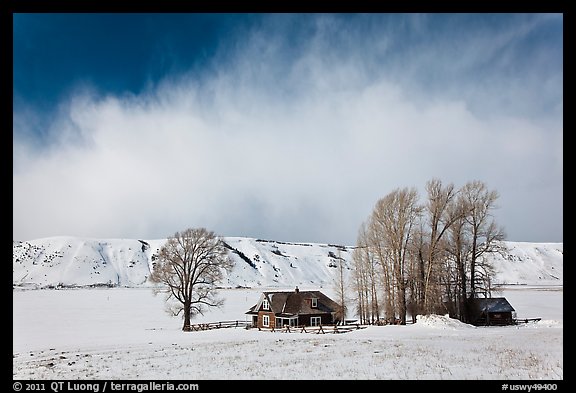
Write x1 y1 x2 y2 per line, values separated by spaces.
13 14 563 244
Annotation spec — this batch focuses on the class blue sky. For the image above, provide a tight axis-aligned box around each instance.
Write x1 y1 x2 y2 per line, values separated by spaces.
13 13 563 244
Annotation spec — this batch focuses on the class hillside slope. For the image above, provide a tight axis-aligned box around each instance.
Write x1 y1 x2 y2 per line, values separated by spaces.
13 236 563 289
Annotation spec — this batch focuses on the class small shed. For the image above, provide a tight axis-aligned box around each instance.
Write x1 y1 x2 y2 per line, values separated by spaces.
467 297 516 326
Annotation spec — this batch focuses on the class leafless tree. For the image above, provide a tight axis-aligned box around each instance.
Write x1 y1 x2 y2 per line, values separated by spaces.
351 244 368 324
444 195 471 320
442 180 505 322
150 227 234 331
369 187 422 324
352 223 380 324
420 179 458 313
406 220 427 322
460 180 506 300
331 248 348 324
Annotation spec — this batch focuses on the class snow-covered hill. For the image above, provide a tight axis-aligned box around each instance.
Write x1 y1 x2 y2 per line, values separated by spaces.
489 241 563 286
12 236 563 289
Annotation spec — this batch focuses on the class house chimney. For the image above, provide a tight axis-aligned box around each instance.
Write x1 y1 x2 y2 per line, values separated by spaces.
295 286 299 293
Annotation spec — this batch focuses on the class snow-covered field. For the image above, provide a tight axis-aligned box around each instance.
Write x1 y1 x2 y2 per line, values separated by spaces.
13 285 562 380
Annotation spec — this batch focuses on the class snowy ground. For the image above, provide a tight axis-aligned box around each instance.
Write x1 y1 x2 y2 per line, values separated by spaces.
13 286 562 380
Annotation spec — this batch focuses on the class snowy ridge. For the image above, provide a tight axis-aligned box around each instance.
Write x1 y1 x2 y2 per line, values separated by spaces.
222 237 352 289
12 236 162 288
13 237 562 289
490 242 563 286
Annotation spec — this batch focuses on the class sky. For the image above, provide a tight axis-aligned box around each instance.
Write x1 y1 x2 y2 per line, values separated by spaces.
12 13 563 245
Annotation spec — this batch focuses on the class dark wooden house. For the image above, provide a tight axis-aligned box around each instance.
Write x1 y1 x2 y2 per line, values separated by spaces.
467 297 516 326
246 287 341 329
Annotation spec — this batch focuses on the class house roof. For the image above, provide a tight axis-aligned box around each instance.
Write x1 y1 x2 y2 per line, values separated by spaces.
468 297 515 314
246 288 340 316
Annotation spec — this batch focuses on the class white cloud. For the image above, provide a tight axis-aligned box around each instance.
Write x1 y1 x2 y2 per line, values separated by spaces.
13 14 562 244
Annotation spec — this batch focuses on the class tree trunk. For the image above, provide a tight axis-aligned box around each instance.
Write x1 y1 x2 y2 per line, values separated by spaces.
183 302 191 331
460 265 468 322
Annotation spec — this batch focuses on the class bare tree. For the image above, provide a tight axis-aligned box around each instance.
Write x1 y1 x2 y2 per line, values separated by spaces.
369 187 422 324
460 180 506 300
406 220 426 322
150 227 234 331
421 179 458 313
351 244 368 324
442 181 505 322
332 249 348 324
445 194 471 321
352 223 380 323
352 222 380 324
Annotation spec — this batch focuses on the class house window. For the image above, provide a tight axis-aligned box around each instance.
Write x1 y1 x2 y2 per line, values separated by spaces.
262 299 269 310
311 316 321 326
311 298 318 308
263 315 270 327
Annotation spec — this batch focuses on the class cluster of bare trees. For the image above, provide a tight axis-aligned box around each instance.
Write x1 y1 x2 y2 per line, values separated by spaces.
352 179 505 325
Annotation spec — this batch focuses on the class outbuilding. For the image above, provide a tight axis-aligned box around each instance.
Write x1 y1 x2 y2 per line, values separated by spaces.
467 297 516 326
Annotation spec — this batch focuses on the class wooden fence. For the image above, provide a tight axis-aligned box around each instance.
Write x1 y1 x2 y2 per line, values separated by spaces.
257 323 366 334
188 320 366 334
189 320 251 331
189 317 541 332
514 317 542 324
